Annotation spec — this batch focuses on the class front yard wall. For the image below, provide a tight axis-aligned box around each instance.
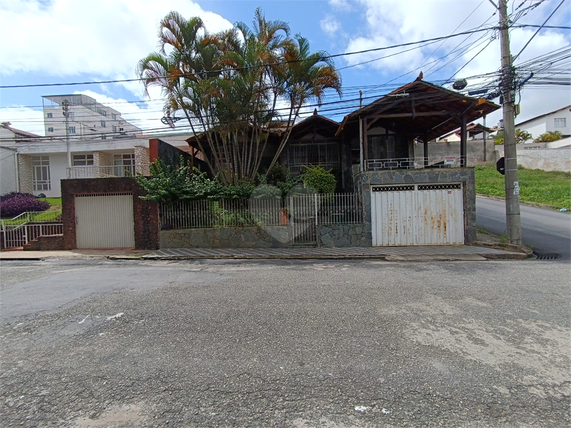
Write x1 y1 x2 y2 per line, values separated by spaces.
318 225 368 247
160 226 293 248
356 168 477 244
160 224 367 249
61 178 159 250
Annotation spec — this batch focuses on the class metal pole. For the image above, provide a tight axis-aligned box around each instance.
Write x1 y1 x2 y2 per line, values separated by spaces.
62 100 72 169
483 115 487 162
359 91 364 172
498 0 522 245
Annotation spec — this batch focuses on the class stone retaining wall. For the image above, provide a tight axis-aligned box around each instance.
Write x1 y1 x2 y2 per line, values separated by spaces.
160 226 293 249
160 224 367 249
318 224 367 247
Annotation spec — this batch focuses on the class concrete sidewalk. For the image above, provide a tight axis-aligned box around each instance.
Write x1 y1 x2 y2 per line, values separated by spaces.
0 244 530 262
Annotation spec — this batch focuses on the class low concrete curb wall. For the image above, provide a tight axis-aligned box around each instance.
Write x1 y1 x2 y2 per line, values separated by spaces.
160 224 367 249
318 225 368 247
161 226 293 249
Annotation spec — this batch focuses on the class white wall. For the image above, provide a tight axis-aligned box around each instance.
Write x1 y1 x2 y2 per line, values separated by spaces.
516 107 571 141
38 153 68 198
0 147 18 194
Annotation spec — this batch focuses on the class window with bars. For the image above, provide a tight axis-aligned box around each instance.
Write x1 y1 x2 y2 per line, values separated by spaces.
32 155 51 191
284 141 339 174
69 126 76 134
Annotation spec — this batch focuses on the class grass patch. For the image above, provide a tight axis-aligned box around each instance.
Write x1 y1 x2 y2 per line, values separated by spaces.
38 197 62 212
475 165 571 210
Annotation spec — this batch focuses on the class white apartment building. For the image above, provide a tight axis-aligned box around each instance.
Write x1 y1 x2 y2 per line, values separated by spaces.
1 96 152 198
42 94 141 140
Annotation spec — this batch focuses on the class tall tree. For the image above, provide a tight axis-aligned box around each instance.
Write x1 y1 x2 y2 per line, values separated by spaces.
138 8 341 185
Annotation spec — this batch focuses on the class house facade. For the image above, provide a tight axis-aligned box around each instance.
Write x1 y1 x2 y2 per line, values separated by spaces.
0 123 40 195
1 96 196 198
515 105 571 142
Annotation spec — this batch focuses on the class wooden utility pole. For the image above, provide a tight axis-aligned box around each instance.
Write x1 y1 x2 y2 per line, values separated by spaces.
498 0 522 245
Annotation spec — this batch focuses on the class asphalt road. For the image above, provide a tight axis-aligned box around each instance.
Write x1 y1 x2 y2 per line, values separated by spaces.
1 258 569 427
476 196 571 259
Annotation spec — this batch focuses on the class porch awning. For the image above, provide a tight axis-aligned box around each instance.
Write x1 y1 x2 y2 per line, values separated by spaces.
336 79 500 141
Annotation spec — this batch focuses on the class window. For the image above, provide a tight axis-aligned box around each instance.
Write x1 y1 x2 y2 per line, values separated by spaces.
554 117 567 128
111 114 117 120
68 126 76 134
72 154 94 166
101 121 106 128
112 125 117 133
114 153 135 176
101 134 107 140
46 112 53 118
68 111 75 120
47 127 54 132
32 156 51 191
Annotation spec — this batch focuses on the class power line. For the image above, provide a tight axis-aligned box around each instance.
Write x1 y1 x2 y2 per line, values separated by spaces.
513 0 568 62
0 25 533 90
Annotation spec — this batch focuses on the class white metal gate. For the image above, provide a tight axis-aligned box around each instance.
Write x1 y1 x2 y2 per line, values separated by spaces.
75 193 134 249
371 183 464 246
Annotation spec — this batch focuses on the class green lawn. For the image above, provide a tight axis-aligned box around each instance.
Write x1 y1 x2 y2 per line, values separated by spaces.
1 197 62 224
475 165 571 210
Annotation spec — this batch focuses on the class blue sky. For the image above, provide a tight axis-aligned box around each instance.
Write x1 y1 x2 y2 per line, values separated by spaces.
1 0 570 136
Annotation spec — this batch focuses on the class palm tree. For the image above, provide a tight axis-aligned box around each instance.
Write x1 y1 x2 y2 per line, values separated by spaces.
267 35 342 173
137 9 341 185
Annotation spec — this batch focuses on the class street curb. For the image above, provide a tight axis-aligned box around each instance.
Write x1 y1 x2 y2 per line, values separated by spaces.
472 241 534 258
139 253 527 262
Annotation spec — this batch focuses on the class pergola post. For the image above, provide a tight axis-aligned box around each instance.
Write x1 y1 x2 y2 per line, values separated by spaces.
423 133 429 168
460 114 467 167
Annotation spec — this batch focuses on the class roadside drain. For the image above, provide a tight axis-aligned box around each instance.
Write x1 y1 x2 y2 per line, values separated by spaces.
533 252 560 260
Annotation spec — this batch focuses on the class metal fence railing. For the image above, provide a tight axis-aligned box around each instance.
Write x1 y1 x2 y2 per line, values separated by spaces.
159 193 363 230
366 157 463 171
1 222 63 249
1 211 63 249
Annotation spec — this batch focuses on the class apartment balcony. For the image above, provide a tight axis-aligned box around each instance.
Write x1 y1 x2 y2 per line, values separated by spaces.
66 164 149 179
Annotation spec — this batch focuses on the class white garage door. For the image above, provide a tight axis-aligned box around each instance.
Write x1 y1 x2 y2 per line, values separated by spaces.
75 193 134 249
371 183 464 246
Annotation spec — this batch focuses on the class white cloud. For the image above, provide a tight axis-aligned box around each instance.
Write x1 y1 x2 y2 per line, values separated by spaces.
0 107 45 136
328 0 352 11
339 0 571 126
321 14 343 38
0 0 232 83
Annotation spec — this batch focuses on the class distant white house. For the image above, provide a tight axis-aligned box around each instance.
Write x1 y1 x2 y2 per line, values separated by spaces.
515 105 571 142
435 123 494 142
1 95 192 198
0 123 40 195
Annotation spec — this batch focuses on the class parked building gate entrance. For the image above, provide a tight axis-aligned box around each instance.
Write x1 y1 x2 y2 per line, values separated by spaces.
75 193 135 249
371 183 464 246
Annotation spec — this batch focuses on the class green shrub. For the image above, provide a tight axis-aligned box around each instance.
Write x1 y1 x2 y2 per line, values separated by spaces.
302 165 336 194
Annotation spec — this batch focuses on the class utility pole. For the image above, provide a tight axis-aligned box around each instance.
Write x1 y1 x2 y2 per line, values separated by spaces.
498 0 522 245
62 99 72 169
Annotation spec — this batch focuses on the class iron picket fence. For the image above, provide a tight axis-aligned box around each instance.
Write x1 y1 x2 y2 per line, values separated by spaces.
159 193 362 230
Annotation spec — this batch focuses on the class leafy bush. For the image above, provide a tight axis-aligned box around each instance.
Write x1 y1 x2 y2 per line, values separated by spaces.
534 131 562 143
1 192 50 218
250 184 282 199
493 129 532 145
302 165 336 194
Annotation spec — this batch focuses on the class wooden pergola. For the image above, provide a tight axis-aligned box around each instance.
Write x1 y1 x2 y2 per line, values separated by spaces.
336 79 500 168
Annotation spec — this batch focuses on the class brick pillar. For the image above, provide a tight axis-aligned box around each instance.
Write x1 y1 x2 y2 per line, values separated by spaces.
93 151 113 177
18 154 33 193
134 146 150 176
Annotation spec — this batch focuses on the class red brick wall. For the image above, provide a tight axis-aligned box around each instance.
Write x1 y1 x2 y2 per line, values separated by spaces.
61 178 159 250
